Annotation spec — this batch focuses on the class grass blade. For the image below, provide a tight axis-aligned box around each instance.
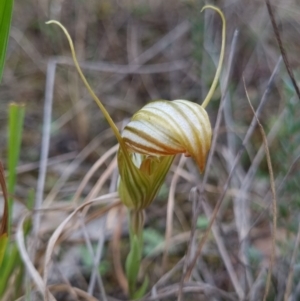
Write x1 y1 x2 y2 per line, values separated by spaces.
0 162 8 266
0 244 21 296
7 103 25 235
0 0 14 83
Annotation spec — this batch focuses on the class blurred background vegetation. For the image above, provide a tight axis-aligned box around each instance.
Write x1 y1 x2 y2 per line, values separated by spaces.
1 0 300 300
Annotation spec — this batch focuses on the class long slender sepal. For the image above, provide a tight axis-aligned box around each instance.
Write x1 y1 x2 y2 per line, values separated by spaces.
201 5 226 109
46 21 123 144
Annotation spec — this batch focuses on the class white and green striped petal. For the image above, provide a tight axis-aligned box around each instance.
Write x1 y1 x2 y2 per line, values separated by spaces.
122 99 212 172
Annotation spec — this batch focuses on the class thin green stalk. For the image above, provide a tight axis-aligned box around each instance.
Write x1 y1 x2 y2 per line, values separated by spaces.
0 162 8 267
126 210 148 299
7 103 25 235
0 0 14 83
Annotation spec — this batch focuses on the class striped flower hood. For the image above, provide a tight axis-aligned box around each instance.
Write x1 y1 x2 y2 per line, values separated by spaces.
122 99 211 172
117 99 212 209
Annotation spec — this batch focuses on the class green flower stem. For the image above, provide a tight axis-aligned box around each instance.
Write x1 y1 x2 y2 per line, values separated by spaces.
126 209 147 299
129 209 145 239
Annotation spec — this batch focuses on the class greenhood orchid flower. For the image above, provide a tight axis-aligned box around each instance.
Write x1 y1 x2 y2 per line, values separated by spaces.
118 99 212 210
47 4 225 298
47 4 225 213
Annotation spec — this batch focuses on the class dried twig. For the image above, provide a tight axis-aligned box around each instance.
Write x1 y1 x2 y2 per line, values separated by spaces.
152 257 185 292
15 152 77 175
284 219 300 301
223 28 253 290
183 28 239 283
72 144 118 204
16 214 56 301
50 284 99 301
142 282 238 301
87 217 107 301
111 206 128 294
184 56 282 284
33 59 56 239
265 0 300 101
42 193 118 297
56 56 188 75
248 268 267 301
202 200 244 297
162 155 187 271
43 128 114 205
243 77 277 301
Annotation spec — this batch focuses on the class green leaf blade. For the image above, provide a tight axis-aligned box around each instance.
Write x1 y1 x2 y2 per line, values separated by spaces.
7 103 25 235
0 234 8 267
0 0 14 83
133 276 149 300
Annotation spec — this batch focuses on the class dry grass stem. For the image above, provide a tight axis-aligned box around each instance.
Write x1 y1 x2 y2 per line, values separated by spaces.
43 130 115 206
49 284 99 301
202 200 245 299
142 282 238 301
265 0 300 100
16 152 77 175
16 214 56 301
162 155 186 272
184 55 282 284
243 77 277 301
87 217 108 300
184 27 239 283
56 198 121 248
33 60 57 240
72 145 118 203
284 220 300 301
83 156 117 205
43 193 118 295
111 206 128 294
55 56 189 75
